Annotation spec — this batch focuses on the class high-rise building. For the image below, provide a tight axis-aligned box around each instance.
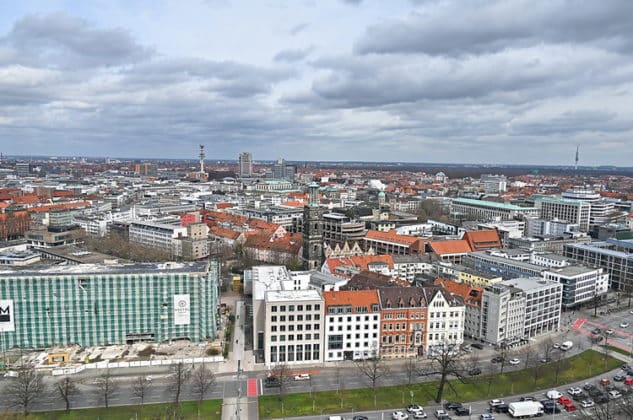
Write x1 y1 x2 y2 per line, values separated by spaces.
271 158 296 180
302 182 323 270
238 152 253 178
15 162 30 177
535 196 591 232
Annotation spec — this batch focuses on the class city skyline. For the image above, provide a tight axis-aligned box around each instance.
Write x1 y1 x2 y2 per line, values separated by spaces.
1 1 633 165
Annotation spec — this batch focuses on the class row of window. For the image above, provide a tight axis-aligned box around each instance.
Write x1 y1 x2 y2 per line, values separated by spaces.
328 315 379 322
329 324 377 332
270 314 320 323
270 344 320 363
271 304 321 312
271 333 320 342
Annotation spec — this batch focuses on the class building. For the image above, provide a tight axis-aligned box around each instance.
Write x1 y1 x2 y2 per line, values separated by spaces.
561 189 616 227
543 265 609 308
424 287 465 355
535 196 591 232
324 290 381 361
364 229 425 256
322 212 367 247
302 182 323 270
15 162 30 177
134 162 158 176
179 222 210 260
434 279 483 340
525 217 579 237
238 152 253 178
0 261 219 349
24 225 84 248
462 229 503 252
128 220 187 256
480 283 526 346
501 278 562 338
270 158 296 180
465 250 549 279
451 198 539 222
564 239 633 291
378 287 429 358
480 174 507 193
428 240 472 263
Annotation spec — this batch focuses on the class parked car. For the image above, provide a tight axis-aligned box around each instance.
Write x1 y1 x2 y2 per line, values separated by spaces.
454 407 470 416
489 399 505 407
353 416 369 420
568 387 582 395
407 404 424 414
609 390 622 399
519 396 536 401
479 415 495 420
264 376 281 388
471 343 485 350
435 409 451 419
580 400 595 408
557 396 572 405
412 412 428 419
571 391 588 401
614 374 626 382
595 395 610 404
553 342 561 348
492 404 509 413
468 368 482 376
392 411 409 420
606 329 615 335
621 322 630 328
583 383 597 391
444 402 463 411
542 404 561 414
563 402 577 412
600 378 611 386
508 358 520 365
625 377 633 385
294 374 310 381
491 356 504 363
540 357 551 363
546 390 563 399
591 327 602 334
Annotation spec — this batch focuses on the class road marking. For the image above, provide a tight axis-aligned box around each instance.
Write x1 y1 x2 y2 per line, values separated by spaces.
247 378 258 397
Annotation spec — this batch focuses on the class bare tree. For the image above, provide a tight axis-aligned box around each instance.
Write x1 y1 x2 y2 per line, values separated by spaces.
132 375 152 407
190 365 216 416
416 342 467 403
403 357 418 385
56 376 79 411
494 345 511 376
519 343 537 370
539 337 557 364
96 369 117 408
167 362 191 404
5 365 45 415
269 363 292 402
356 357 390 407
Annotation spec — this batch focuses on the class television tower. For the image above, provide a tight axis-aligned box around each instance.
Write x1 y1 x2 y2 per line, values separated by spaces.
199 144 205 174
574 145 579 171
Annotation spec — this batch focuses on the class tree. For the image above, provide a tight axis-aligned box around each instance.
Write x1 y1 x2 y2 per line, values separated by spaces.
167 362 191 404
56 376 79 411
5 365 45 415
96 369 117 408
404 357 418 386
269 363 292 402
132 375 152 407
494 345 512 376
519 343 537 370
356 357 390 407
416 342 467 403
190 366 216 416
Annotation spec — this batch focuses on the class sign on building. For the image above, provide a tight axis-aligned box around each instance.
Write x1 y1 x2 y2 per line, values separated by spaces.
0 299 15 332
173 294 190 325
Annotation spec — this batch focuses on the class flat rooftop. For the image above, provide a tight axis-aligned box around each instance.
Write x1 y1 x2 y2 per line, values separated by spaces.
0 261 210 277
453 197 538 211
265 289 322 302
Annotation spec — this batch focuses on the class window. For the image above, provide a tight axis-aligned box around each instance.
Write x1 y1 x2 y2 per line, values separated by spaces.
305 334 312 340
289 315 295 322
289 305 295 311
280 325 286 332
314 314 320 320
271 336 277 342
289 335 294 341
306 324 312 330
297 334 303 340
315 304 321 310
280 305 286 312
280 315 286 322
272 306 278 312
306 305 312 311
289 325 294 331
271 326 277 332
280 335 286 341
306 314 312 321
297 315 303 321
314 333 319 339
271 316 277 322
298 305 303 311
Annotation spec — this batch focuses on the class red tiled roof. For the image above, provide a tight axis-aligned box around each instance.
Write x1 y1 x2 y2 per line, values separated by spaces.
428 240 472 255
323 290 380 308
463 229 502 251
215 203 234 209
434 278 483 307
210 226 241 240
27 201 91 213
365 229 422 247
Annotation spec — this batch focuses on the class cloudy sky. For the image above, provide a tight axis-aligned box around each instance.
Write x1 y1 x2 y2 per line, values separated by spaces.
1 0 633 166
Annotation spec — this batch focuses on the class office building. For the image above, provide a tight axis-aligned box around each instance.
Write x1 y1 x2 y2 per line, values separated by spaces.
15 162 30 177
564 239 633 291
480 174 507 193
270 158 296 180
129 221 187 256
480 283 526 346
535 196 591 232
322 212 367 247
0 261 219 349
238 152 253 178
501 278 562 338
451 198 539 222
543 265 609 308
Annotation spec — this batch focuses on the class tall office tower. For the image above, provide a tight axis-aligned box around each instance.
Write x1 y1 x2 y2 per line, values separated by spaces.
238 152 253 178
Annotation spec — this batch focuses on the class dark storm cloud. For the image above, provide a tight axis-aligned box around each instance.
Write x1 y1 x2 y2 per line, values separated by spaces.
1 13 151 68
509 110 631 136
273 47 314 62
355 0 633 56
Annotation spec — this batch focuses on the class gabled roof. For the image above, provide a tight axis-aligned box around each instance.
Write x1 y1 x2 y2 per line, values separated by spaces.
323 289 380 309
428 240 471 255
365 229 421 247
342 270 404 290
325 254 394 275
209 226 241 240
463 229 502 251
434 278 483 308
378 286 429 309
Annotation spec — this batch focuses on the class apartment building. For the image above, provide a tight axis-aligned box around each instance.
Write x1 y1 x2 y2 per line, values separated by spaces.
324 290 381 361
129 220 187 255
378 287 429 358
501 278 562 338
435 279 483 340
425 287 466 355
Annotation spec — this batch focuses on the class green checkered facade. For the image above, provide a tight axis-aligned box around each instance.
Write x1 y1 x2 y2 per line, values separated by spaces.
0 261 219 349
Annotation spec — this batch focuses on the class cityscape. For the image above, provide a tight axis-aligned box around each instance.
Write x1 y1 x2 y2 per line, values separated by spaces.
2 1 633 420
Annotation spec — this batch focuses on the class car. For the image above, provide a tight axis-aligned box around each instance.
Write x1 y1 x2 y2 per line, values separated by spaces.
547 390 563 399
353 417 370 420
461 344 472 353
563 402 577 411
593 335 605 343
606 329 615 335
264 376 281 388
435 409 450 419
600 378 611 386
571 391 588 401
568 387 582 395
543 404 561 414
540 357 551 363
3 371 18 378
519 396 536 401
595 395 610 404
407 405 424 414
294 373 310 381
489 399 505 407
508 358 520 365
625 377 633 385
444 402 462 411
558 396 572 405
608 390 622 399
392 411 409 420
412 413 428 419
479 415 495 420
591 327 602 334
583 382 597 391
491 356 504 363
471 343 485 350
621 322 630 328
454 407 470 416
580 400 595 408
614 374 626 382
468 368 482 376
623 363 632 371
492 404 509 413
553 342 561 348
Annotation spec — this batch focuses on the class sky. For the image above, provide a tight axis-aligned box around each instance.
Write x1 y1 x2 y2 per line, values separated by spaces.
1 0 633 166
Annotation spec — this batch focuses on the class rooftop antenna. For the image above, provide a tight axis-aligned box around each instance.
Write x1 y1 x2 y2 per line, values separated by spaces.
574 145 579 171
199 144 205 173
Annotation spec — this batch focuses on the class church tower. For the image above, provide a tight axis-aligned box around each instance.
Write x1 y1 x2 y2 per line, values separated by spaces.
302 182 323 270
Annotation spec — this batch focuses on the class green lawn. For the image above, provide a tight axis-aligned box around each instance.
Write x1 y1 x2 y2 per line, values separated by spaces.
259 350 622 419
4 400 223 420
